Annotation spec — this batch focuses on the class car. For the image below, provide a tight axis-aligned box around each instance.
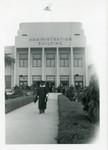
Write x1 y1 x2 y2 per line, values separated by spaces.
5 90 14 95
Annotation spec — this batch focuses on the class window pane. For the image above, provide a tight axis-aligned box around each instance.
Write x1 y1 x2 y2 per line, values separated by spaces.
75 82 78 86
47 59 50 67
47 54 55 59
19 54 28 67
74 60 78 67
79 59 83 67
33 53 41 59
24 60 28 67
74 53 82 58
74 54 78 58
20 54 28 59
65 59 69 67
19 82 23 86
60 60 64 67
20 60 23 67
51 59 55 67
33 60 36 67
60 53 69 59
33 75 41 81
38 60 41 67
5 76 11 89
46 75 55 81
24 81 27 86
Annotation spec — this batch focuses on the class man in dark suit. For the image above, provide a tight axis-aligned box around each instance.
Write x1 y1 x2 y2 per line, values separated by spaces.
37 81 48 114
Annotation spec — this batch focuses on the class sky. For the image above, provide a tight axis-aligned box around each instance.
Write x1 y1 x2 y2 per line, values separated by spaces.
0 0 107 149
0 0 107 66
0 0 106 44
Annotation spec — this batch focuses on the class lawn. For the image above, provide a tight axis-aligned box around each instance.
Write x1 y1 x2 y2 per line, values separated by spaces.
57 95 98 144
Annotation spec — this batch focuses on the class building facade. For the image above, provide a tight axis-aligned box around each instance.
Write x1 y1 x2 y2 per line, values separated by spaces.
5 22 88 89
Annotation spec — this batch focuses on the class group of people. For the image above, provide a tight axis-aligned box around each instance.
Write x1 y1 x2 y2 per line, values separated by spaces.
34 81 48 114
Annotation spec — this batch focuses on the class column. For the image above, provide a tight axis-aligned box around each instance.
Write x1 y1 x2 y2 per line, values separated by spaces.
28 48 31 86
70 47 74 86
42 47 45 81
14 47 17 86
56 47 59 87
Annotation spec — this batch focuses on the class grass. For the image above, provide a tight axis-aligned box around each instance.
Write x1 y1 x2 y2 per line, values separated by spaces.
57 95 98 144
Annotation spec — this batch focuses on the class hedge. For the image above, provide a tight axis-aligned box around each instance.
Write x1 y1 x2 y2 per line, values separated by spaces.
81 79 99 123
5 95 34 114
56 95 96 144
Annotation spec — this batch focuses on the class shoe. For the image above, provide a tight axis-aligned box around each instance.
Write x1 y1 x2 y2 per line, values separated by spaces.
39 109 42 114
42 109 45 113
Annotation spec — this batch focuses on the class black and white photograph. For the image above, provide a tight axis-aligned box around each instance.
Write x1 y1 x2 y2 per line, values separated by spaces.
0 0 107 149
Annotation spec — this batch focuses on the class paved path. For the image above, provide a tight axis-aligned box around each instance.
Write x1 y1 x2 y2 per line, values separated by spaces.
5 93 61 144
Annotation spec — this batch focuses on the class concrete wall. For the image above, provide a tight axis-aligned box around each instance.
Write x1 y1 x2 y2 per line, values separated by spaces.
15 22 86 47
5 22 87 88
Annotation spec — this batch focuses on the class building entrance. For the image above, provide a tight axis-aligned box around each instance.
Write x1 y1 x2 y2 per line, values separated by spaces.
74 75 83 89
60 75 69 87
19 75 28 88
46 75 55 92
32 75 41 88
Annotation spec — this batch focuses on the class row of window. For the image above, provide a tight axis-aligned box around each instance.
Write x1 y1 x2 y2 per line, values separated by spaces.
5 75 83 89
19 53 83 67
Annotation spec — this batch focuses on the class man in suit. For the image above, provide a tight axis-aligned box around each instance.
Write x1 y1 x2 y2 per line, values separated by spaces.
37 81 48 114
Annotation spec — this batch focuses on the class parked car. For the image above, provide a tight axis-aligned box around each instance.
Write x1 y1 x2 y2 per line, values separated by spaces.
5 89 14 95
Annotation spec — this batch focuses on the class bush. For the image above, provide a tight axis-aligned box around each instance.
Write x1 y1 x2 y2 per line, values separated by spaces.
7 88 23 99
81 79 99 123
57 95 96 144
5 92 8 100
5 95 34 114
65 89 74 101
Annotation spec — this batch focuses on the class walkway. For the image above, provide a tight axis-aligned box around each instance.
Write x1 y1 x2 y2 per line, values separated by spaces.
5 93 61 144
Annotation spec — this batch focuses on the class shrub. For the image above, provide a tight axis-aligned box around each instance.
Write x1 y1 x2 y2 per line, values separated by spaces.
7 88 23 99
81 78 99 123
5 95 34 114
5 92 8 100
65 89 74 101
57 95 96 144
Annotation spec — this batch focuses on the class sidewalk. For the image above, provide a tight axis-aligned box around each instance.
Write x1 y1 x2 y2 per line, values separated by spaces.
5 93 61 144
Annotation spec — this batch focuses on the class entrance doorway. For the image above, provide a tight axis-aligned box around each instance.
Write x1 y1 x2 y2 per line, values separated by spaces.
32 75 41 88
19 75 28 88
60 75 69 87
46 75 55 92
60 75 69 91
74 75 83 89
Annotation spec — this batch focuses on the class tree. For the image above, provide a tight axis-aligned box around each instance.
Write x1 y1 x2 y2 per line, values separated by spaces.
81 77 99 123
5 55 15 66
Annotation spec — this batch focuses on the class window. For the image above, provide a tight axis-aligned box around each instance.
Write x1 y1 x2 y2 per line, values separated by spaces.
74 53 83 67
60 75 69 86
74 75 83 88
46 75 55 81
32 75 41 87
46 75 55 91
60 53 69 67
5 75 11 89
5 53 12 57
22 34 27 36
19 54 28 67
32 53 41 67
46 53 55 67
74 34 80 36
19 75 28 86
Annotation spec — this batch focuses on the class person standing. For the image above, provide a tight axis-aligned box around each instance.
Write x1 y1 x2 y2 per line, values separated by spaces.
37 81 48 114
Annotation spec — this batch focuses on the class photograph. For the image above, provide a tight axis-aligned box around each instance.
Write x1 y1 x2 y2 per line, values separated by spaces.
0 0 107 149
